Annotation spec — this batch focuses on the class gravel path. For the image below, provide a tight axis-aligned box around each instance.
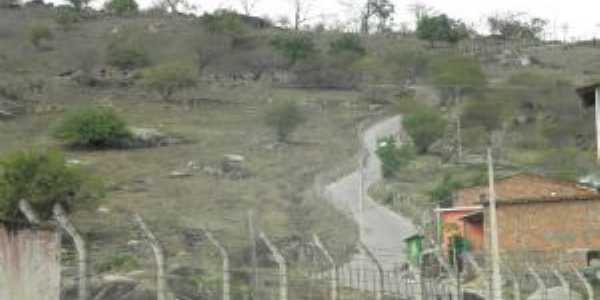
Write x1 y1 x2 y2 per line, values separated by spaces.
325 115 417 291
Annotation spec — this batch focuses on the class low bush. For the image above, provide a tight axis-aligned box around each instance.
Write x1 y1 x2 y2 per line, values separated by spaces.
27 23 53 49
141 63 196 101
0 149 101 220
329 33 366 56
53 107 131 148
264 100 306 143
106 42 150 70
271 33 316 66
375 136 415 178
403 107 447 153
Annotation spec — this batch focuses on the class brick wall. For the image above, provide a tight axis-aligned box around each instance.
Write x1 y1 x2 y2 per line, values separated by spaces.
0 224 61 300
484 199 600 266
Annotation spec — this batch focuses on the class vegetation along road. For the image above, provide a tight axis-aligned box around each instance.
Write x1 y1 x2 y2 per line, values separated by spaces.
325 115 417 290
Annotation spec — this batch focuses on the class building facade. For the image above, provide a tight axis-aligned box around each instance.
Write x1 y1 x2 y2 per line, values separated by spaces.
0 222 61 300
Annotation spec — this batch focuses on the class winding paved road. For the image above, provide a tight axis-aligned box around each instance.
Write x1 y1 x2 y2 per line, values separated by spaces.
325 115 417 291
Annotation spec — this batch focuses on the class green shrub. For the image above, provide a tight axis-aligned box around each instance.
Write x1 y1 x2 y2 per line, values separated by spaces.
53 8 80 31
264 100 306 142
462 98 505 133
0 149 101 220
53 107 131 148
141 63 196 101
375 136 415 178
329 33 366 56
97 254 141 273
429 174 461 207
104 0 138 15
403 107 447 153
203 9 244 35
27 23 53 49
271 33 316 65
106 42 150 70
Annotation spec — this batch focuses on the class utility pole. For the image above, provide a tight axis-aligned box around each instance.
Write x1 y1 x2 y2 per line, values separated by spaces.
595 87 600 162
487 148 503 300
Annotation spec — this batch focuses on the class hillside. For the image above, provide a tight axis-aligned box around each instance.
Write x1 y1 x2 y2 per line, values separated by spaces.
2 3 600 299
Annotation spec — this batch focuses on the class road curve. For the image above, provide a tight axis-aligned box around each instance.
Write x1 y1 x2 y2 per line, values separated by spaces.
325 115 417 290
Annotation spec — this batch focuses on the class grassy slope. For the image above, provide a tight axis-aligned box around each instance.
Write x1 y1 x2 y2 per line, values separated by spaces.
0 8 365 281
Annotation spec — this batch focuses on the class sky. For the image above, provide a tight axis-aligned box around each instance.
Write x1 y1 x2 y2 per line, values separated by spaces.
76 0 600 39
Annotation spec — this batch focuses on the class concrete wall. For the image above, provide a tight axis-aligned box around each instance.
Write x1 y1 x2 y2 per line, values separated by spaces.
0 224 61 300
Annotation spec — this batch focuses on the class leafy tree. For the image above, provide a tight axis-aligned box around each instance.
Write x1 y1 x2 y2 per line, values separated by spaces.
53 7 80 31
360 0 395 33
67 0 91 12
264 100 306 142
329 33 366 57
203 9 245 35
375 136 415 178
430 174 461 207
141 63 197 101
104 0 138 15
416 14 468 47
271 33 316 66
27 23 53 49
53 107 131 148
403 107 447 153
488 12 548 41
0 149 101 220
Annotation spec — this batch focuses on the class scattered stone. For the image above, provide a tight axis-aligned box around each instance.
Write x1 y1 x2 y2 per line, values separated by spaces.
169 170 193 178
0 109 14 120
221 154 250 179
97 206 110 214
202 165 222 177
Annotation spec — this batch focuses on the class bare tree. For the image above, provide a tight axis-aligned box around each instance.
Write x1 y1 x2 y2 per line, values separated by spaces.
239 0 260 15
289 0 314 30
408 1 434 22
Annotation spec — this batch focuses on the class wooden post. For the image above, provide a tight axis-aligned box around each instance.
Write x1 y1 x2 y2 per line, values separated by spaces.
596 87 600 162
53 203 88 300
487 148 503 300
313 234 337 300
259 231 287 300
359 243 384 300
248 210 259 295
572 265 594 300
134 214 168 300
203 228 230 300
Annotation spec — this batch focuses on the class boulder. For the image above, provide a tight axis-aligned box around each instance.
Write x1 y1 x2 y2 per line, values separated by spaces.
221 154 249 179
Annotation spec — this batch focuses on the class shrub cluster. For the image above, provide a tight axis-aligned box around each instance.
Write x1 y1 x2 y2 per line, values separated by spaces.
53 106 131 148
264 100 306 143
403 107 447 153
141 63 197 101
27 23 53 49
106 42 150 70
375 136 415 178
0 149 100 220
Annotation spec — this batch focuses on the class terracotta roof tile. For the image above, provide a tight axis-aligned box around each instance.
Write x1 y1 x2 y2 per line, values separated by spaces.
454 173 597 207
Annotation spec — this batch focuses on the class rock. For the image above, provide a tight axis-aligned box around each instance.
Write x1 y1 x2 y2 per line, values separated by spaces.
0 109 14 120
221 154 250 179
129 127 181 148
97 206 110 214
169 170 193 178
